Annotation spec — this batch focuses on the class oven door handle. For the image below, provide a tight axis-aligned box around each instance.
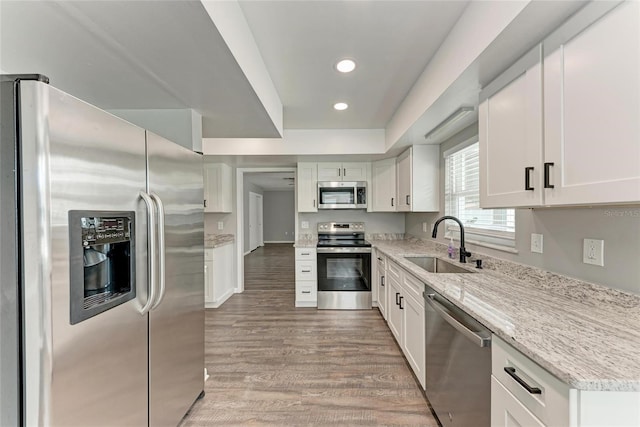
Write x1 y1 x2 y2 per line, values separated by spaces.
317 247 372 254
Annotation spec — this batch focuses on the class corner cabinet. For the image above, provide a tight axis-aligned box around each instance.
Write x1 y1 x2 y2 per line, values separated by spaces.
296 163 317 212
396 145 439 212
371 158 397 212
480 2 640 208
204 163 233 213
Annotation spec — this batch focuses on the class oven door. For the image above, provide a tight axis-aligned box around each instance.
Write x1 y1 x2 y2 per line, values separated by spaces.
316 248 371 292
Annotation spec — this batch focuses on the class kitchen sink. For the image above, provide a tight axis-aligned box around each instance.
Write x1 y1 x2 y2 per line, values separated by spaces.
404 256 475 274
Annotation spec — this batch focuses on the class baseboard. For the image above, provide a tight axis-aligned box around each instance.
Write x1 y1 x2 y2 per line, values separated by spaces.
205 288 234 309
243 250 251 256
264 240 295 244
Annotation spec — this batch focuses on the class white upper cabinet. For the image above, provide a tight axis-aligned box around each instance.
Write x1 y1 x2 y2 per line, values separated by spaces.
543 1 640 206
317 162 369 181
297 162 318 212
480 2 640 208
479 46 544 208
371 158 397 212
396 145 439 212
204 163 233 213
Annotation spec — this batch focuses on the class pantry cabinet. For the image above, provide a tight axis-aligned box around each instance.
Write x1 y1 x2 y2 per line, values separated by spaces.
296 162 317 212
396 145 439 212
204 163 233 213
317 162 369 182
480 2 640 208
371 158 397 212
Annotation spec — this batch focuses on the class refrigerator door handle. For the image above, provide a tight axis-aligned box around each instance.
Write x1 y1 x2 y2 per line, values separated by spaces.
140 191 157 315
150 192 166 309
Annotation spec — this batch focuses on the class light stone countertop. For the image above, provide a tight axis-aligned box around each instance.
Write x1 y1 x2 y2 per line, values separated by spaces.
371 238 640 392
293 239 318 248
205 234 235 248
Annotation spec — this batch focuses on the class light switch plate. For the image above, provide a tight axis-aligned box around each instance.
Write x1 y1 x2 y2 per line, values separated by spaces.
531 233 543 253
217 221 224 230
301 221 309 229
583 238 604 266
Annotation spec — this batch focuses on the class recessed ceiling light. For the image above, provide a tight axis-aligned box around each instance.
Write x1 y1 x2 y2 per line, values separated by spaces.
333 102 348 111
336 59 356 73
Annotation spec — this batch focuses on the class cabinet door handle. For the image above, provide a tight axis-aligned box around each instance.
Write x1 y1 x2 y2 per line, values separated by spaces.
524 167 534 191
313 199 316 207
395 292 400 305
399 296 404 310
406 195 410 205
204 199 207 208
343 168 346 177
381 276 385 287
544 162 555 189
377 257 383 261
504 367 542 394
338 168 341 177
391 197 394 207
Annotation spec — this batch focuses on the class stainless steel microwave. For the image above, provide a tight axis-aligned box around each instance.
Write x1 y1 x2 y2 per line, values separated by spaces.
317 181 367 209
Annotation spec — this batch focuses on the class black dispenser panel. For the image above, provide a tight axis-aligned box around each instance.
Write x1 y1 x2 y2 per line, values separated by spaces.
69 211 136 324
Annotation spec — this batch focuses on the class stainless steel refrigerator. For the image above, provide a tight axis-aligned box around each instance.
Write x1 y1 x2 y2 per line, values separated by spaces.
0 75 205 426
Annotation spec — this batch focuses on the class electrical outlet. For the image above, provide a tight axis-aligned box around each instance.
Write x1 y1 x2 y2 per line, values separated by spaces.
217 221 224 230
583 238 604 266
301 221 309 229
422 222 428 233
530 233 543 254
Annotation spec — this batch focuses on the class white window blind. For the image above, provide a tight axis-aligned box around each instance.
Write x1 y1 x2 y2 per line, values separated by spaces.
444 141 516 250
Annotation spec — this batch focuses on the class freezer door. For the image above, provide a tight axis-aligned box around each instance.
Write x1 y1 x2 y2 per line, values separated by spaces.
18 81 149 426
147 131 204 426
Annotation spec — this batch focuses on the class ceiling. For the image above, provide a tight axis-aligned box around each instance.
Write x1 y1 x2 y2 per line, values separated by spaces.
0 0 468 138
238 0 468 129
245 172 295 191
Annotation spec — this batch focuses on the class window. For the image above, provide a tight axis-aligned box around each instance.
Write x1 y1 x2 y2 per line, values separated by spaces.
444 140 516 251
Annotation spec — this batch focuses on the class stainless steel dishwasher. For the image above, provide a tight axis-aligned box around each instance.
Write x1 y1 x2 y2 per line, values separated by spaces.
423 286 492 427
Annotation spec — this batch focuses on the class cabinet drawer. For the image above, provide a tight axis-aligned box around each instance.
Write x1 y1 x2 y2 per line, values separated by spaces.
376 254 386 270
402 272 424 307
296 282 317 301
295 260 316 280
295 248 317 261
387 260 401 281
491 375 545 427
492 335 569 426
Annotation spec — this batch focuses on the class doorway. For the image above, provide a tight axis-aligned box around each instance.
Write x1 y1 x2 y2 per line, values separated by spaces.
248 192 263 252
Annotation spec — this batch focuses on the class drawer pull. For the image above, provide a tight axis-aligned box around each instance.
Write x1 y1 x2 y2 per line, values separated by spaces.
301 291 311 294
504 367 542 394
301 252 310 256
301 269 311 273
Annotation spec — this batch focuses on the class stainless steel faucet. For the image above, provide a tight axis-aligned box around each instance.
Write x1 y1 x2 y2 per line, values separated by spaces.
431 216 472 263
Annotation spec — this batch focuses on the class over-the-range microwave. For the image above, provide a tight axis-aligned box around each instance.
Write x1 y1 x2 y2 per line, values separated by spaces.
317 181 367 209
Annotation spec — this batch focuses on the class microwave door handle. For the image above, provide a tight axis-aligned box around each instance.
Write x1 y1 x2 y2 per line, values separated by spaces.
150 192 166 309
139 191 157 315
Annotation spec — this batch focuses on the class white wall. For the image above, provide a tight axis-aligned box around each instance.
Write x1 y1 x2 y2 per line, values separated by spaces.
263 191 295 242
405 124 640 295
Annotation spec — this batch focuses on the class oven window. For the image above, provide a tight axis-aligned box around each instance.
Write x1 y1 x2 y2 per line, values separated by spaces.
319 188 354 205
317 253 371 292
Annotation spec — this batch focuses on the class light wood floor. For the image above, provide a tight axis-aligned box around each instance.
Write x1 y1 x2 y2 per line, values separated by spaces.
244 243 295 291
180 244 437 426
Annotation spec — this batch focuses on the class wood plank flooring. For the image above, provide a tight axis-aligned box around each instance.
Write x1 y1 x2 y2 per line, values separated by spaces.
180 244 437 426
244 243 295 291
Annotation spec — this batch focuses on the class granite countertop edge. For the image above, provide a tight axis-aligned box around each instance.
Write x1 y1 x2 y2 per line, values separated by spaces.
205 234 235 248
371 239 640 392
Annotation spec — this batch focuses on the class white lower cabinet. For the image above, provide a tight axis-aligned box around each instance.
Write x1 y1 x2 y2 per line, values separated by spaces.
295 248 317 307
375 254 387 319
492 335 640 427
384 260 426 389
204 244 235 308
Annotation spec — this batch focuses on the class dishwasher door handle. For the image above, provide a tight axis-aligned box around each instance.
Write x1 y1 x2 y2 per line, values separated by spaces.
425 294 491 348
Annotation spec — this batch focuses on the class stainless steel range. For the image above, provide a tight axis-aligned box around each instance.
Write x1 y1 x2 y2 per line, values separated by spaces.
316 222 372 310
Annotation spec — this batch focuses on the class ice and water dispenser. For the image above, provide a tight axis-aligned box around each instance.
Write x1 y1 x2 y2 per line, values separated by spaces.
69 211 136 324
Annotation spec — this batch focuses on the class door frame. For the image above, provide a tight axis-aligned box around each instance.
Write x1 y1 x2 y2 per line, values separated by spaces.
235 167 297 293
248 191 263 252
